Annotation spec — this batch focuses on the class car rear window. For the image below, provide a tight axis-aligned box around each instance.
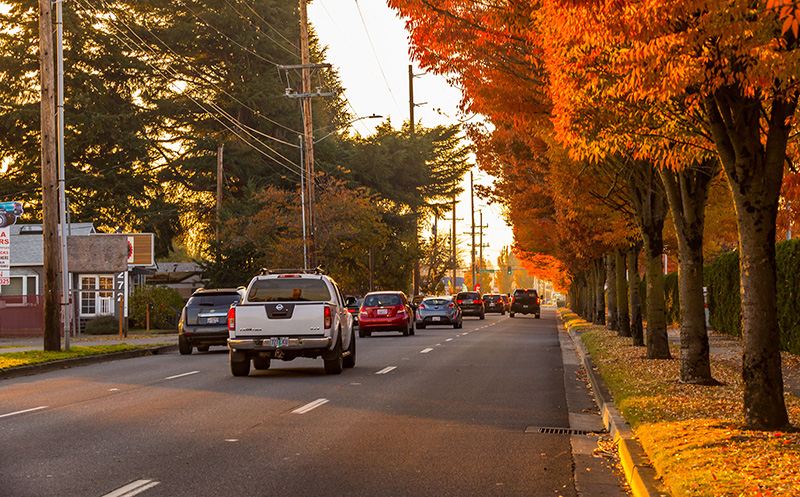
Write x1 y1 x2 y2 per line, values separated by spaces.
483 295 502 302
423 298 452 306
457 292 480 300
247 278 332 302
363 294 401 307
186 293 241 307
514 290 538 300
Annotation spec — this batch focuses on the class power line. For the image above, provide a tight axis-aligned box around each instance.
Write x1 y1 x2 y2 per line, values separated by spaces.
353 0 402 114
77 0 304 178
234 0 300 54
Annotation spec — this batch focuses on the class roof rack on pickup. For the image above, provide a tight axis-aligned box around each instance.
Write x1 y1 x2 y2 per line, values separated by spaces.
259 267 325 275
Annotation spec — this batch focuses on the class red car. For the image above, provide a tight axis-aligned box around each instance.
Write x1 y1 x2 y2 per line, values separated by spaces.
358 291 415 337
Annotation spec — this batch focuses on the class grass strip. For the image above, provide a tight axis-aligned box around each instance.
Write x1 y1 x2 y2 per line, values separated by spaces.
0 344 158 370
569 316 800 496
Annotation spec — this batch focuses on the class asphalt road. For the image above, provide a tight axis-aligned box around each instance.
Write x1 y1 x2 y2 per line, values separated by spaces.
0 307 625 497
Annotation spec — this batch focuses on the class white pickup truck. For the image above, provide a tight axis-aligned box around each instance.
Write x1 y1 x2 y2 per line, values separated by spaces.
226 269 356 376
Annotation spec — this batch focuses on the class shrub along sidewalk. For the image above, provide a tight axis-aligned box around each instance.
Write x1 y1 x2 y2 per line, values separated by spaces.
561 310 800 496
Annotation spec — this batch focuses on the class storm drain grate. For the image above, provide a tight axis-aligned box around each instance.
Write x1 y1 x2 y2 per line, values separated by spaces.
525 426 599 435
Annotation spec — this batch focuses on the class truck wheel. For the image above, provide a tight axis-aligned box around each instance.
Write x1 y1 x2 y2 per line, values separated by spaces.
178 335 192 355
0 212 8 228
536 313 541 319
253 356 271 370
324 333 344 375
509 312 515 318
197 345 210 352
231 358 250 377
343 329 356 369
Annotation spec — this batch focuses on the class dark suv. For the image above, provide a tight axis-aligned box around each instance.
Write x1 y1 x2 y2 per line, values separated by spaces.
509 289 541 318
455 291 485 319
178 288 244 355
482 293 506 315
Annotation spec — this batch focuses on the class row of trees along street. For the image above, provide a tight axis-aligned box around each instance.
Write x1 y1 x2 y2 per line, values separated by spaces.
1 2 472 340
389 1 800 430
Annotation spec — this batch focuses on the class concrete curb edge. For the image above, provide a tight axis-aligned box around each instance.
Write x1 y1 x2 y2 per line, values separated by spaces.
560 316 670 497
0 344 177 381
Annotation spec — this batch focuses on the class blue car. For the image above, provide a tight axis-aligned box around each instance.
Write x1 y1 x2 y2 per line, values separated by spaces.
0 202 23 228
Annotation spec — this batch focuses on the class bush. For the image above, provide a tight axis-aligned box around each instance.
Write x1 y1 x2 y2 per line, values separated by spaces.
129 286 185 330
664 271 680 325
84 315 119 335
704 249 741 338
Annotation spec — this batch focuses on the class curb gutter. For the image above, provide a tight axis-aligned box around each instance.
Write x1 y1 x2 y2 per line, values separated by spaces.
561 317 670 497
0 345 177 381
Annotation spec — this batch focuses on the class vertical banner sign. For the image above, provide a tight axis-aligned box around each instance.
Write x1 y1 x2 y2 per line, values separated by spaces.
0 227 10 286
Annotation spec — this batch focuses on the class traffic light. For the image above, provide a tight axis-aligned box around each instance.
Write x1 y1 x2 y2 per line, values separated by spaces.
507 265 512 275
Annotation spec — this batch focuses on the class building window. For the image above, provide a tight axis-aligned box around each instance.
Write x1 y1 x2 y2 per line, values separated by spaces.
80 275 114 316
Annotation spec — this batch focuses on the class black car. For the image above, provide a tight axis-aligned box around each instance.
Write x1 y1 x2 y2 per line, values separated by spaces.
482 293 506 315
455 291 485 319
509 288 541 318
178 288 244 355
345 296 363 326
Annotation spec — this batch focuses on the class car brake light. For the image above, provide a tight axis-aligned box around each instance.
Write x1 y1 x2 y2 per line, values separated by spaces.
419 303 425 309
277 274 301 278
324 305 332 329
397 306 405 315
447 303 455 308
475 299 483 305
227 307 235 331
456 300 463 304
348 308 357 314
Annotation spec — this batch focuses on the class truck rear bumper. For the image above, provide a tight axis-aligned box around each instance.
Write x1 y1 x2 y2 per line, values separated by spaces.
228 337 332 352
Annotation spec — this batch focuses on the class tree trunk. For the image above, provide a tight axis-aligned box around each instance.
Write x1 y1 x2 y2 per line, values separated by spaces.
605 253 618 331
628 243 644 346
660 160 717 384
705 88 794 430
627 162 670 359
593 258 606 325
616 248 630 337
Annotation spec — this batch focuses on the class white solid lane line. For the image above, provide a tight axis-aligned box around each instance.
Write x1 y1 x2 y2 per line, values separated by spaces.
165 370 200 380
292 398 329 414
446 338 453 342
0 406 48 419
375 366 397 375
420 348 434 354
102 479 160 497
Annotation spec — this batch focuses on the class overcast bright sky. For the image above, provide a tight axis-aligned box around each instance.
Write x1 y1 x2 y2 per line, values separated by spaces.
308 0 515 268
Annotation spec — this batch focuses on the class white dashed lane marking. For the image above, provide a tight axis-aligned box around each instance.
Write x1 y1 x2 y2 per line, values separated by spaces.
420 348 434 354
375 366 397 375
0 406 48 419
292 398 329 414
165 371 199 380
101 479 160 497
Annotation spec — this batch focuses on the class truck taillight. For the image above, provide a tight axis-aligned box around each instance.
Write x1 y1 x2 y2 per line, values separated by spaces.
227 307 235 331
324 305 332 329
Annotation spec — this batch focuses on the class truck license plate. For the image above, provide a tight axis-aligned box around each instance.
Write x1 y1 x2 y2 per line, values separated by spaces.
270 337 289 347
207 317 219 324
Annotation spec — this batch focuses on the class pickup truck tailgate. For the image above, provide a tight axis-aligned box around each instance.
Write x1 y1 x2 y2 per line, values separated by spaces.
233 303 326 337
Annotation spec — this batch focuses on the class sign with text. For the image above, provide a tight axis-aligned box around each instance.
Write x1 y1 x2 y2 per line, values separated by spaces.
0 226 9 285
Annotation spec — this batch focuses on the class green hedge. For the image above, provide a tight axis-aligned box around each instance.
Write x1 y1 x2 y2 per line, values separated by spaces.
129 285 185 330
664 271 680 325
705 239 800 355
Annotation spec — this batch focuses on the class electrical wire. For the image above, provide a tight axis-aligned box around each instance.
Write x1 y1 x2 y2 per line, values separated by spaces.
77 0 304 179
353 0 403 114
229 0 299 55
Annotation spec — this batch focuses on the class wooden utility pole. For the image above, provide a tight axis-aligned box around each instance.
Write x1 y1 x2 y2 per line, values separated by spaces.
299 0 316 268
216 144 223 245
470 171 476 290
409 64 421 296
452 190 457 292
39 0 61 351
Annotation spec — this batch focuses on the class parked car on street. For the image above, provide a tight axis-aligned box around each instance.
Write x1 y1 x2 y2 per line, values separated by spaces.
358 291 415 337
509 288 541 318
178 288 244 355
345 296 363 327
482 293 506 315
416 296 462 329
455 291 485 319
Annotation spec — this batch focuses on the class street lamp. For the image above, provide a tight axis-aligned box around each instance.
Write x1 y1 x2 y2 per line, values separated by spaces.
314 114 383 144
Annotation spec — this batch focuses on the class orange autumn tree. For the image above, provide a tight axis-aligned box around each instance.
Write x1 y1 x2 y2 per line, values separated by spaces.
540 0 799 430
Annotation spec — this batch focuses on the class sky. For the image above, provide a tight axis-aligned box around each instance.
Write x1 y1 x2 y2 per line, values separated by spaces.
307 0 515 269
